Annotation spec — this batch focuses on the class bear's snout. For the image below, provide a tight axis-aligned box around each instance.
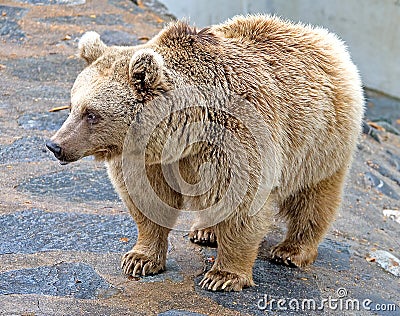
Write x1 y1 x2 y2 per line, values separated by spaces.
46 140 62 159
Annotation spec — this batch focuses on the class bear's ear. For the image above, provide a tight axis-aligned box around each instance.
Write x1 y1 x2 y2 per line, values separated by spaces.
78 31 107 64
129 48 164 98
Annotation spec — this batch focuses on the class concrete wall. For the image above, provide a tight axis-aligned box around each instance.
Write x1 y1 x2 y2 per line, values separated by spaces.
160 0 400 99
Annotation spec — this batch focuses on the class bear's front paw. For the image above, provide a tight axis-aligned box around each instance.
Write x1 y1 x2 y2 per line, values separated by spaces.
121 251 165 277
189 228 217 247
271 242 318 267
199 269 254 292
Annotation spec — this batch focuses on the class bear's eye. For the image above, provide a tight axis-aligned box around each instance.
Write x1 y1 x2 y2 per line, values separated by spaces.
86 112 99 124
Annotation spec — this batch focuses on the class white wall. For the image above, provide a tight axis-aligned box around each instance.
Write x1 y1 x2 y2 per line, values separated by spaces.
160 0 400 99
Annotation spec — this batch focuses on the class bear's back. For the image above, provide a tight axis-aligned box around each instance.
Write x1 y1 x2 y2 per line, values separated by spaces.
150 15 364 196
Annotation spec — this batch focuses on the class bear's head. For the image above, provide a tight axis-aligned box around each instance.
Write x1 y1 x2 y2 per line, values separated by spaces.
46 31 172 164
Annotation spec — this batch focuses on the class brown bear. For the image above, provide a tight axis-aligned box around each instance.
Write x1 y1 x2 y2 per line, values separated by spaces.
46 15 364 292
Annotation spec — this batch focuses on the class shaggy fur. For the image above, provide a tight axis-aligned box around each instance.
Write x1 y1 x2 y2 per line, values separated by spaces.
48 15 364 292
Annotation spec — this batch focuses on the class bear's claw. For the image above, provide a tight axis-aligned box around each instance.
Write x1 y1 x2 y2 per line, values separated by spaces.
121 251 164 276
189 228 217 247
270 242 318 267
199 269 254 292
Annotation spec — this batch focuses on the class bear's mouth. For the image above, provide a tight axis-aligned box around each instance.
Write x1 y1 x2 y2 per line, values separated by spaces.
56 154 82 165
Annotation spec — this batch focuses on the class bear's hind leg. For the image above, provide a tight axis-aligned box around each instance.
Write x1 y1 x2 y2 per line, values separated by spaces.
271 167 347 267
189 228 217 247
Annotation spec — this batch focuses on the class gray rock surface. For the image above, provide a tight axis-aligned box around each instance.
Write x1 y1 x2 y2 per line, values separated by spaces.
0 136 50 163
18 167 120 202
0 262 116 299
0 209 136 254
0 5 27 41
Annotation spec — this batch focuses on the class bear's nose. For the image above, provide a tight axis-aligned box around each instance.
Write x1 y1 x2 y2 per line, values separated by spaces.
46 140 62 158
